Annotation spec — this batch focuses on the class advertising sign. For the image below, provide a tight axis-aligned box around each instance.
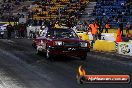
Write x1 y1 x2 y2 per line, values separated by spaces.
101 33 116 41
118 42 132 56
76 66 130 84
87 33 116 41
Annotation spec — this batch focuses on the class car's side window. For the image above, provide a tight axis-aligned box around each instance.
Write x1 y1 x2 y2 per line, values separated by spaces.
40 28 48 37
42 29 47 37
46 30 54 38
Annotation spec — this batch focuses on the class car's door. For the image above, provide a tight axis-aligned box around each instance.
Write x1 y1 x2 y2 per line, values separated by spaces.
38 28 48 51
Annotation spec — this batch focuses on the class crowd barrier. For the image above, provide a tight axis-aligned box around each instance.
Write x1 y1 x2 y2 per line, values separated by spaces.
26 26 41 37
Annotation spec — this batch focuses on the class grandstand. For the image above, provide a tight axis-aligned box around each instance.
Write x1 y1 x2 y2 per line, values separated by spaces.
30 0 89 21
82 0 131 28
0 0 131 29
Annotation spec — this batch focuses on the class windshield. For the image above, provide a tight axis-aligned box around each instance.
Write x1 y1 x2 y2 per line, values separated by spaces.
46 29 78 39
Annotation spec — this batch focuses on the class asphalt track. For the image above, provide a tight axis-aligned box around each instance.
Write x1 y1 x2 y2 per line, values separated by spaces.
0 38 132 88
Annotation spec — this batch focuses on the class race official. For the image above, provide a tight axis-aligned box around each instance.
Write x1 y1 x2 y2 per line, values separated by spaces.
105 22 110 33
89 22 98 42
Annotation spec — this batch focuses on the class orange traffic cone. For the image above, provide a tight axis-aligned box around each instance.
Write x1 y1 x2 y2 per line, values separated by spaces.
116 28 122 42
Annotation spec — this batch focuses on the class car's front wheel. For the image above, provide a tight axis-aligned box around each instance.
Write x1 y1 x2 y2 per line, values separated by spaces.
36 45 43 55
36 48 42 55
32 43 37 49
46 48 53 60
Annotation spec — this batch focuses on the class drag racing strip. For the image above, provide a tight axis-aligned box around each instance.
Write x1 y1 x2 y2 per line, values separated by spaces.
86 52 132 73
0 39 83 88
0 39 132 88
0 48 61 88
87 52 132 67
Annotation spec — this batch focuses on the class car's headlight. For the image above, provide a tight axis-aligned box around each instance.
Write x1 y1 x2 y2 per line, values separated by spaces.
80 42 87 47
55 41 63 46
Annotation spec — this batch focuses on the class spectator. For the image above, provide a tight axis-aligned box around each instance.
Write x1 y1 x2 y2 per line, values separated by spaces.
126 22 130 37
119 21 123 36
18 23 25 38
6 23 13 39
13 23 19 38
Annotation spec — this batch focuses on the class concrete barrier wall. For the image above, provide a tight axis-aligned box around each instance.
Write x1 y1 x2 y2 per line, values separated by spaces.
93 40 116 52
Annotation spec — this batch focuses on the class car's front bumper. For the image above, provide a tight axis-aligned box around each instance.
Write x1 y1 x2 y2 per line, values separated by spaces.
48 46 90 57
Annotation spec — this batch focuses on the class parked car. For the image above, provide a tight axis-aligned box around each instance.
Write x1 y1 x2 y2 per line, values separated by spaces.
32 28 90 60
0 23 8 31
0 24 8 38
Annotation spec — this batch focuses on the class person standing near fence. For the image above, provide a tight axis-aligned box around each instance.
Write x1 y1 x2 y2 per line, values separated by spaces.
18 24 25 38
6 23 13 39
13 23 19 38
119 21 123 36
126 22 130 37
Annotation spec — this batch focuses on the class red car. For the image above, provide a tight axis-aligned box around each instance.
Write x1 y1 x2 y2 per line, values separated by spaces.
32 28 90 60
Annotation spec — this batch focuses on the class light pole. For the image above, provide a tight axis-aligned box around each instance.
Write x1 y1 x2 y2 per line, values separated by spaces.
58 3 61 21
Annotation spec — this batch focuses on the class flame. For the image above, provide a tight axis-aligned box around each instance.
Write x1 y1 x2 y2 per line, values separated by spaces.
78 65 86 76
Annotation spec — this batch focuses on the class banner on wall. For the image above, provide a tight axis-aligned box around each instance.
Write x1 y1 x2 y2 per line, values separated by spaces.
118 42 132 56
87 33 116 41
101 33 116 41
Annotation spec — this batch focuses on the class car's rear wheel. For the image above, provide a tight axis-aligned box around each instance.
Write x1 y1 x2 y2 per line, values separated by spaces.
32 43 37 49
36 49 42 55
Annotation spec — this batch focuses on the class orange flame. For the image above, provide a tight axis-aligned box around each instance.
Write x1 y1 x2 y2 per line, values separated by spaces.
78 65 86 76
